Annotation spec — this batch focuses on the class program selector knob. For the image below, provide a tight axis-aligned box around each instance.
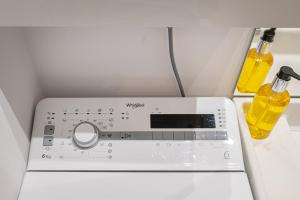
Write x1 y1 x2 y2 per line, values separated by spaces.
73 122 99 148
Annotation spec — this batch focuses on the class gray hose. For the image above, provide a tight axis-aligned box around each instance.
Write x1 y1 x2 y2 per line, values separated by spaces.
168 27 186 97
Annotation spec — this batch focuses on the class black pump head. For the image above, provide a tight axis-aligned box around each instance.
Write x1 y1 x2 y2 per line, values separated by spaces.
277 66 300 81
261 28 276 42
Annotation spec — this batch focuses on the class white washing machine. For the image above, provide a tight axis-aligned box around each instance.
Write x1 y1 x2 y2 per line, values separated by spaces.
18 97 253 200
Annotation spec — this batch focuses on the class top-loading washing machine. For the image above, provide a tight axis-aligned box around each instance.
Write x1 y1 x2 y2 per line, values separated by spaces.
18 97 253 200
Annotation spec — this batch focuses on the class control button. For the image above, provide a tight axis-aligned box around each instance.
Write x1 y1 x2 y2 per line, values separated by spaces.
120 132 132 139
73 122 99 148
107 132 117 139
153 132 163 140
162 132 173 140
174 132 185 140
195 131 206 140
205 131 217 140
216 131 228 140
184 132 195 140
43 136 54 146
121 132 153 140
102 132 121 140
44 125 55 135
195 131 217 140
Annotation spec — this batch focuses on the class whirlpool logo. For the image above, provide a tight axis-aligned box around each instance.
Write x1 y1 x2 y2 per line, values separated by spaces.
126 103 145 109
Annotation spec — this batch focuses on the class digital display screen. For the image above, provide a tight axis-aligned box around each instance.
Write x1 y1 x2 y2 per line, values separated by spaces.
150 114 215 128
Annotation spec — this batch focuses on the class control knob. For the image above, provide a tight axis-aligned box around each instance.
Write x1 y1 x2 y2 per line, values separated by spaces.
73 122 99 148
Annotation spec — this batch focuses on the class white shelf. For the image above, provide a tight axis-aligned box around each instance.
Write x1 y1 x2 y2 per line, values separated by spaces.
234 97 300 200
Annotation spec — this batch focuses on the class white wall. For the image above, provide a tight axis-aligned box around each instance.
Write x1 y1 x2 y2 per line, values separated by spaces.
0 28 43 200
0 28 43 138
25 27 253 98
0 0 300 26
25 27 181 97
0 90 30 200
175 26 254 96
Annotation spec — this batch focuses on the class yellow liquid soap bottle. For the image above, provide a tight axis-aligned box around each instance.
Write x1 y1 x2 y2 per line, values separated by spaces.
237 28 276 93
246 66 300 139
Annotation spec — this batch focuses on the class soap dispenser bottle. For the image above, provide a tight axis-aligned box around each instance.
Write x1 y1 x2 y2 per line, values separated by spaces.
246 66 300 139
237 28 276 93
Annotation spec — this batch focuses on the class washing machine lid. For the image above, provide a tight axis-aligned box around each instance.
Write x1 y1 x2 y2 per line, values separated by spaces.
18 172 253 200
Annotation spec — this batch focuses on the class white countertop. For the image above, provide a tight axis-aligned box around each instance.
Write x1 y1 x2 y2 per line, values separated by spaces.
234 97 300 200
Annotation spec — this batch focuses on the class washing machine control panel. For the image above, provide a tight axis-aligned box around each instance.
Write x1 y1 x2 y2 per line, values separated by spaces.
28 97 244 171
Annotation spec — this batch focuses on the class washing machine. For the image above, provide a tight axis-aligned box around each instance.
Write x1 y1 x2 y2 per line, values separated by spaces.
18 97 253 200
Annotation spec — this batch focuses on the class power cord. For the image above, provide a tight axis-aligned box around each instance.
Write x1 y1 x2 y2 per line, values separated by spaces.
167 27 186 97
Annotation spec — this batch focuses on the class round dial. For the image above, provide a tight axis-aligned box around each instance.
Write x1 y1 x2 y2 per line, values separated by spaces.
73 122 99 148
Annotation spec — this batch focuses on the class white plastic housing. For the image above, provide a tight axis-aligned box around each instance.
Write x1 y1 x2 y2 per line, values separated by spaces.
28 97 245 171
18 172 253 200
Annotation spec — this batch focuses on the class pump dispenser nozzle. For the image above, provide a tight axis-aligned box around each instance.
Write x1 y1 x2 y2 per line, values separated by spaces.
261 28 276 42
272 66 300 93
277 66 300 81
